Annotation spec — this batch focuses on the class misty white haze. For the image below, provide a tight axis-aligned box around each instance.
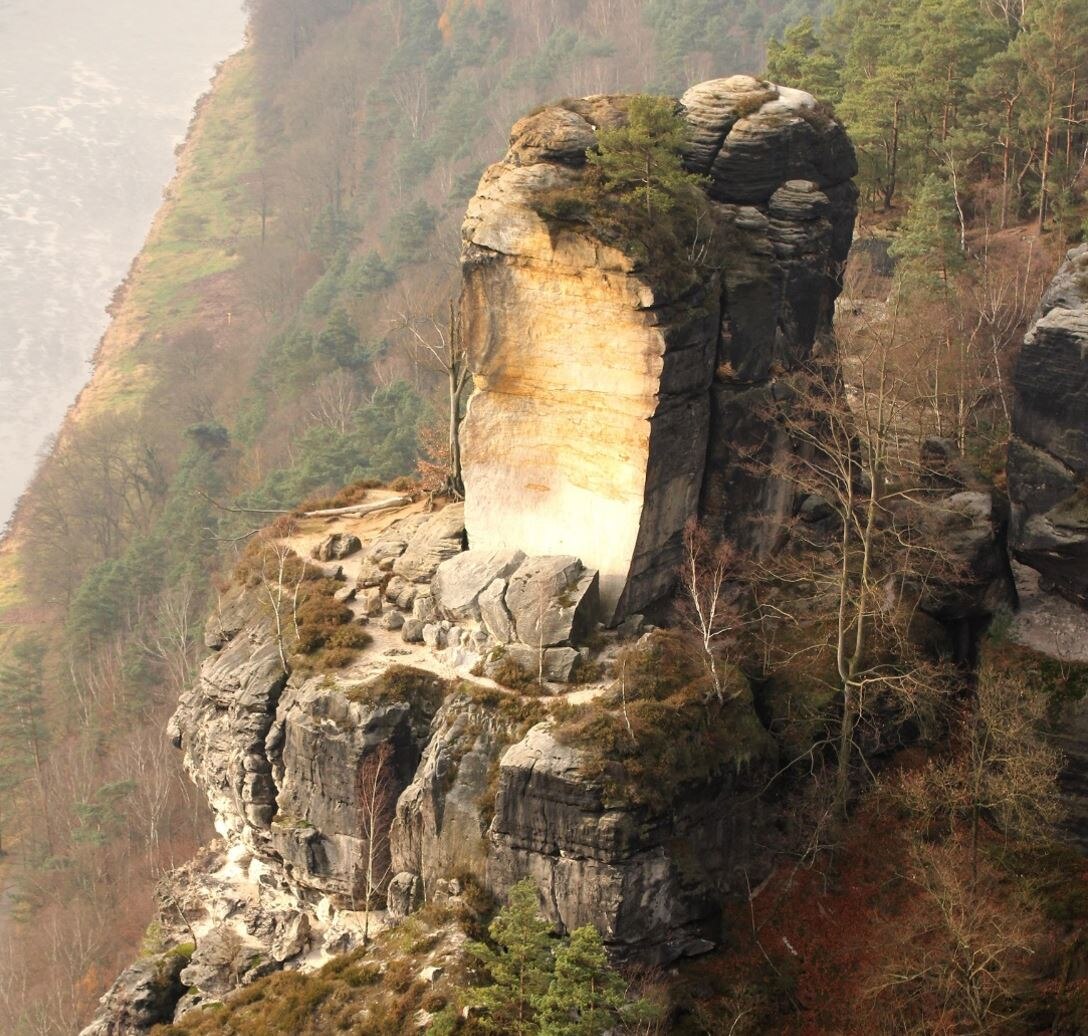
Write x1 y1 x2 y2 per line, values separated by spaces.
0 0 246 527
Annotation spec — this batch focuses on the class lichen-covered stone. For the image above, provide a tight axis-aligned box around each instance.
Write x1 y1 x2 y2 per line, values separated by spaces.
268 676 438 900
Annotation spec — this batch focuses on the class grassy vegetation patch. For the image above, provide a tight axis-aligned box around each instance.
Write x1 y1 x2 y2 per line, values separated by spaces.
551 630 774 810
231 540 372 671
453 681 548 729
344 665 449 724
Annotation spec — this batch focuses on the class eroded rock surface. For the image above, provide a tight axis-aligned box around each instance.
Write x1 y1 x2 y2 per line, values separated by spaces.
486 724 771 961
1008 243 1088 608
461 76 857 622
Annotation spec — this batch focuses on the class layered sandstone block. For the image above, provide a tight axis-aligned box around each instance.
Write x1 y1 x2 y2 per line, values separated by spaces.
1008 243 1088 606
460 76 857 622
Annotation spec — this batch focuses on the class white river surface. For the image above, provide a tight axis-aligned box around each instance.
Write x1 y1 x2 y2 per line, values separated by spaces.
0 0 247 526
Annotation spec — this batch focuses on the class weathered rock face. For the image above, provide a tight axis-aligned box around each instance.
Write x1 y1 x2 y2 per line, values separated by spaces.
485 724 771 962
169 590 288 835
1008 243 1088 608
460 75 857 622
268 677 438 900
390 690 537 899
900 490 1015 623
79 951 189 1036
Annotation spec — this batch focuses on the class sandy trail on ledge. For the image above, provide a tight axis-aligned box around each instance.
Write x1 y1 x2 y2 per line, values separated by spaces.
278 491 612 700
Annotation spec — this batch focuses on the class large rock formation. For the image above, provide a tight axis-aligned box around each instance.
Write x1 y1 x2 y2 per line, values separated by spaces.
485 723 772 962
460 75 857 622
1008 243 1088 608
1006 244 1088 850
85 79 857 1032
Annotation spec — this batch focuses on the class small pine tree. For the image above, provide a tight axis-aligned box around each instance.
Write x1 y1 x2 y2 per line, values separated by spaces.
890 174 966 291
468 879 556 1035
765 18 844 104
317 308 362 369
535 926 631 1036
589 95 701 219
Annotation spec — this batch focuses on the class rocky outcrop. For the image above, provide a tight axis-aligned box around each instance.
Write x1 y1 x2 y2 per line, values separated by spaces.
460 75 857 622
1008 243 1088 608
168 590 287 834
390 689 541 901
121 521 768 1028
430 549 600 680
268 673 440 900
88 78 857 1032
79 949 190 1036
486 724 771 962
173 591 444 901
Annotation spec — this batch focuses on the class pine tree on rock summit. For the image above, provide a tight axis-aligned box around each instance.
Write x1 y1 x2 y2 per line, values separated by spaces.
589 94 701 219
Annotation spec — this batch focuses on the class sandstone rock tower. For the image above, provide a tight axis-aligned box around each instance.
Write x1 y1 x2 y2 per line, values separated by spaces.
459 76 857 623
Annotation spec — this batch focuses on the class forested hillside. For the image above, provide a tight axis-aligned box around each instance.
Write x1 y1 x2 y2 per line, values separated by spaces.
0 2 823 1031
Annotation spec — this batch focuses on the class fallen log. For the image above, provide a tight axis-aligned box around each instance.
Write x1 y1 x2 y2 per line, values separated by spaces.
302 495 412 519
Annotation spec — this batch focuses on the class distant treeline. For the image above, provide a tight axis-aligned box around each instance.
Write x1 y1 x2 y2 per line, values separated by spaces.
767 0 1088 230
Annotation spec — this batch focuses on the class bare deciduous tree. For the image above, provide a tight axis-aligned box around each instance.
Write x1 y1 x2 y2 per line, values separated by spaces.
748 327 961 813
355 742 395 945
677 520 744 703
898 653 1063 878
306 369 360 436
394 299 471 497
870 836 1043 1033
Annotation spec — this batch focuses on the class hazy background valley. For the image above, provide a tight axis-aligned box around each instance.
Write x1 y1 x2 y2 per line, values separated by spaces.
0 0 246 524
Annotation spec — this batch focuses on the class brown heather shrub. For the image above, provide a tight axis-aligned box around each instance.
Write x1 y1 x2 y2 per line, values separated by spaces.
388 474 419 494
345 664 448 714
293 591 354 653
551 630 772 810
307 645 359 670
487 655 539 693
326 625 372 650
